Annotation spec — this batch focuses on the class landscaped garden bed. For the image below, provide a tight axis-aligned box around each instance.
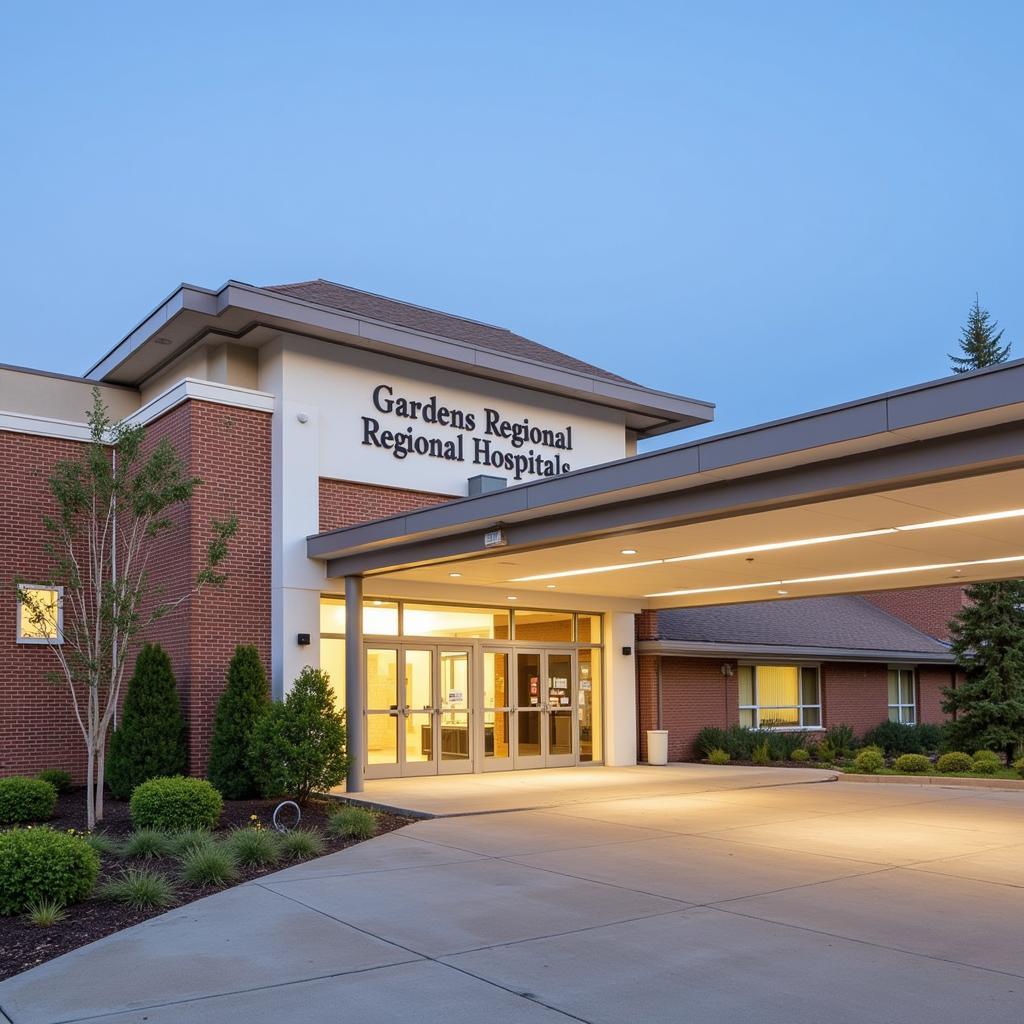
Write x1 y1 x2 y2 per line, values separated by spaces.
0 787 412 982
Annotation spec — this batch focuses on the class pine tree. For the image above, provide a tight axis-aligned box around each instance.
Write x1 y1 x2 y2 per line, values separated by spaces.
207 645 271 799
106 644 188 800
949 295 1011 373
942 580 1024 763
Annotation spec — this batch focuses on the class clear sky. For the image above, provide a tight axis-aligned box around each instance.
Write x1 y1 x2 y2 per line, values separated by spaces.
1 2 1021 445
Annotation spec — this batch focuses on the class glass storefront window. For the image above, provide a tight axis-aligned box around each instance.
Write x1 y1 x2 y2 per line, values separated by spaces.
403 604 510 639
578 649 602 762
513 609 573 642
576 614 602 644
320 598 398 636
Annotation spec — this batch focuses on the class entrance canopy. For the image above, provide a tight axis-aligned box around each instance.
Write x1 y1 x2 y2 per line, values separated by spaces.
308 360 1024 610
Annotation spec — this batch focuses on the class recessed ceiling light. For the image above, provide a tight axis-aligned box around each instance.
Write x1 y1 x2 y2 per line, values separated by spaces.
507 595 518 600
372 600 383 606
777 589 789 595
621 548 638 555
546 584 557 589
448 572 462 578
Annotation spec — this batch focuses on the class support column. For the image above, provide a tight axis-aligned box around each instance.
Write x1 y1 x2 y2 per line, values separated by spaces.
603 612 638 766
345 575 365 793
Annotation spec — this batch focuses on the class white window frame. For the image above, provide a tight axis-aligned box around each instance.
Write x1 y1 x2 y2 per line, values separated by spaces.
739 662 822 730
887 666 916 724
16 584 63 645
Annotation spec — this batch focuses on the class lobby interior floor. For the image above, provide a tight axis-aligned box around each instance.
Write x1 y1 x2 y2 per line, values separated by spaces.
3 769 1023 1024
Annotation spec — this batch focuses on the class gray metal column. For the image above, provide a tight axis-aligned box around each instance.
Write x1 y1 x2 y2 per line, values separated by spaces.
345 575 365 793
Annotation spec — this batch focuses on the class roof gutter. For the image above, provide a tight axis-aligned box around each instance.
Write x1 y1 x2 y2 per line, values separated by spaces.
638 639 954 664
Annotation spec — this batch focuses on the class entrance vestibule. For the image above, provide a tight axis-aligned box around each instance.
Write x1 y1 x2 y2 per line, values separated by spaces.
320 599 604 781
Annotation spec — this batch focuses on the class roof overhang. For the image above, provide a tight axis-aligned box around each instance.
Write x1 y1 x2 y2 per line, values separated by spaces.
85 281 714 437
637 639 954 665
307 358 1024 610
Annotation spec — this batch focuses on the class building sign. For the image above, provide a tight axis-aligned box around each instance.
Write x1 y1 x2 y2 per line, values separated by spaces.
361 383 574 481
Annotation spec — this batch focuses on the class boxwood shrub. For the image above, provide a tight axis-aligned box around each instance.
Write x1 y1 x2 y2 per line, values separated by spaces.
853 747 885 774
36 769 72 794
0 776 57 824
972 750 1002 775
130 776 223 832
0 827 99 915
936 751 973 773
893 753 932 774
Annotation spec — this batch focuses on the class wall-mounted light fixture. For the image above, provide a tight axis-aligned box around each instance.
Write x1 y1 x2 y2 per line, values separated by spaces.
297 633 310 646
720 662 735 677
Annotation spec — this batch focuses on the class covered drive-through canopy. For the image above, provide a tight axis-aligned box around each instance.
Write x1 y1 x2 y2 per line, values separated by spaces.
308 358 1024 610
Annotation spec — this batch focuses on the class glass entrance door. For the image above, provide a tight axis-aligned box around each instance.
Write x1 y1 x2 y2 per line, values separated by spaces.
512 650 576 769
438 649 472 775
400 648 436 777
482 650 512 771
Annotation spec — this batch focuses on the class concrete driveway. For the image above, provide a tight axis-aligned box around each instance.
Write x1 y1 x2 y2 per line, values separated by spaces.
3 767 1023 1023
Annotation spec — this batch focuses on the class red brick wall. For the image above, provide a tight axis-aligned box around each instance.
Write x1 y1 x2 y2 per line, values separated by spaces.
144 401 273 775
319 478 455 532
0 431 91 780
860 585 966 641
919 665 956 724
820 662 889 736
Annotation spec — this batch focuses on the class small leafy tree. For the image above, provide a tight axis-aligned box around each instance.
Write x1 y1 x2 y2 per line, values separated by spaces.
949 295 1011 372
106 643 187 799
207 645 271 799
16 389 237 828
943 580 1024 763
248 667 349 803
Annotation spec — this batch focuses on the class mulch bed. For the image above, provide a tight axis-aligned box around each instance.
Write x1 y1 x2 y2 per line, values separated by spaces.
0 789 413 982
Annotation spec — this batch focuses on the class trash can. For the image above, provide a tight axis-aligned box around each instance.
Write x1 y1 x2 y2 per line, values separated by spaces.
646 729 669 766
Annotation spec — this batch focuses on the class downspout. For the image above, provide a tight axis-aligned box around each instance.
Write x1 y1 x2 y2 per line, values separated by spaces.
656 658 664 732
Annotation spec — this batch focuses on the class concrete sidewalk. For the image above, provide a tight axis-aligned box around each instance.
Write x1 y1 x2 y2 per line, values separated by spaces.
2 770 1023 1023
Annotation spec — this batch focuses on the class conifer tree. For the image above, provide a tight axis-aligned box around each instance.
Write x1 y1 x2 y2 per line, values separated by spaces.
949 295 1011 372
106 644 187 800
207 645 271 799
943 580 1024 763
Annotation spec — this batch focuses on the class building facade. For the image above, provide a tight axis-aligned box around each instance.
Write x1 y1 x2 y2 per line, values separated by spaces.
2 277 1016 786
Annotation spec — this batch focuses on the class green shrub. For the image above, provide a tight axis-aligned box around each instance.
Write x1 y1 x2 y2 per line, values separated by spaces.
936 751 974 773
165 829 217 860
36 769 72 794
0 776 57 824
751 740 771 766
707 748 731 765
972 750 1002 775
824 724 857 759
179 845 237 886
327 806 377 840
130 776 223 832
107 644 188 800
893 753 932 774
26 897 67 926
853 747 885 774
817 740 836 763
0 827 99 915
863 721 944 756
100 867 176 910
1013 756 1024 779
122 829 174 859
278 828 326 860
248 667 350 803
790 748 810 763
222 827 281 867
694 727 730 759
84 832 121 857
208 645 271 799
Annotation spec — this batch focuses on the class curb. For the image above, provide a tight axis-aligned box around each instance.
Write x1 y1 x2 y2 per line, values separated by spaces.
839 772 1024 791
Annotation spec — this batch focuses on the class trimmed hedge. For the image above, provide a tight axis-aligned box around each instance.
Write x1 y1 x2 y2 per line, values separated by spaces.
935 751 973 773
0 827 99 915
853 747 885 774
893 753 932 774
129 776 223 832
972 750 1002 775
0 776 57 824
36 769 72 794
862 721 945 756
694 726 813 762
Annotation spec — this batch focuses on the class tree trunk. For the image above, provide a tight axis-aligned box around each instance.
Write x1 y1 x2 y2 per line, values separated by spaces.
95 740 106 822
86 745 96 831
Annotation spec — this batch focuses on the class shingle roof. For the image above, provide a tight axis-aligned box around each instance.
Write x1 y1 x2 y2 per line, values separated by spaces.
263 279 634 384
656 595 951 656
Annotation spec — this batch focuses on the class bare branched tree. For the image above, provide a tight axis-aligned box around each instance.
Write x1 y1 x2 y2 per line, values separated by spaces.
16 389 237 829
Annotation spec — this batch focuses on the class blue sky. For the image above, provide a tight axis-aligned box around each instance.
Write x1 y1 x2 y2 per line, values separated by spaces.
1 2 1021 444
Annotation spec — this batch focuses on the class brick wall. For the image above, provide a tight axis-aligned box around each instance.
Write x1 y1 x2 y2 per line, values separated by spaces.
820 662 889 736
919 665 956 724
860 584 966 641
0 431 91 780
319 478 455 532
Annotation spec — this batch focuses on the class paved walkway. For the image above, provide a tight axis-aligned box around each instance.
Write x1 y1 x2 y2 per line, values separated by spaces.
3 768 1024 1023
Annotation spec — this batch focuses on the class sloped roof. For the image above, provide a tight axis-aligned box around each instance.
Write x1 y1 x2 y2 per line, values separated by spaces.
264 279 634 384
656 595 951 657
